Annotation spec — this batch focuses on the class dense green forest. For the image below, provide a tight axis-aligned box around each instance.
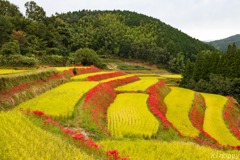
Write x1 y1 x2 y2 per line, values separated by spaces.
180 43 240 103
207 34 240 51
0 0 216 72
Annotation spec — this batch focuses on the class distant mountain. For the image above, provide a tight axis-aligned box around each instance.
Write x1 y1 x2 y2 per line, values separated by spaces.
207 34 240 51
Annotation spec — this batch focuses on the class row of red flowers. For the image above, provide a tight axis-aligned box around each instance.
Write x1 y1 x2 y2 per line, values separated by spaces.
102 75 140 88
20 108 129 160
83 71 125 81
83 83 117 135
189 93 220 148
224 96 240 140
147 80 184 137
0 73 66 111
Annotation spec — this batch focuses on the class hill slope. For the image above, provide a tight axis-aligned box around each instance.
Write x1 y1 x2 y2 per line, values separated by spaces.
57 10 217 73
207 34 240 51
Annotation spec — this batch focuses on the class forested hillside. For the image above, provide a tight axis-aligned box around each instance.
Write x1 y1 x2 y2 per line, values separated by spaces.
180 43 240 103
207 34 240 51
0 0 216 72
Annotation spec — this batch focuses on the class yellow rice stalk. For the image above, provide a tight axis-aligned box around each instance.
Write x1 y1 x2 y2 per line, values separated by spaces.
107 93 159 138
99 139 228 160
164 87 199 137
115 79 158 92
71 71 115 81
15 82 99 118
202 93 240 146
0 111 94 160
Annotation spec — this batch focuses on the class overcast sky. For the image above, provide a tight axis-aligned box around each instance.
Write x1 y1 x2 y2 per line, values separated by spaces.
9 0 240 41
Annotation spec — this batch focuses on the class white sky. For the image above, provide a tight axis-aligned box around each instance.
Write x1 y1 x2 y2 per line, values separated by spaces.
9 0 240 41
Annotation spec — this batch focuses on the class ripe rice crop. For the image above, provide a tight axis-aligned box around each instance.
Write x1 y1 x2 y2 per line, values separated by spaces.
100 75 140 88
0 111 93 160
128 74 159 77
100 75 138 83
15 82 99 118
160 75 182 78
147 80 184 137
202 93 240 146
107 93 159 138
115 79 158 92
0 69 28 74
99 139 227 160
164 87 200 137
139 77 167 80
54 67 90 72
71 71 117 81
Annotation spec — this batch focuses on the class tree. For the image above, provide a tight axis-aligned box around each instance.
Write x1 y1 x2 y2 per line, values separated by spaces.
75 48 105 68
208 51 220 74
192 49 204 82
25 1 46 22
9 30 27 44
201 53 210 81
0 15 13 46
180 59 194 87
1 40 20 56
0 0 22 17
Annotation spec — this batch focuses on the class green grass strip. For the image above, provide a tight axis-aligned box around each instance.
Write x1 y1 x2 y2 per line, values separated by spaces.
202 93 240 146
100 75 136 83
15 82 99 118
71 71 115 81
115 79 158 92
108 93 159 138
0 111 93 160
164 87 199 137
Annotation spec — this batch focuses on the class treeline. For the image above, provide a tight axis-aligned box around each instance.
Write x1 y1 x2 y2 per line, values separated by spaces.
0 0 216 71
0 0 72 67
180 43 240 103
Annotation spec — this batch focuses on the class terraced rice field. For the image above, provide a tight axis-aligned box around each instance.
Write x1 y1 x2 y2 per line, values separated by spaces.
107 93 159 138
100 75 137 83
0 111 93 160
54 67 90 71
164 87 199 137
160 75 182 78
202 93 240 146
99 140 227 160
139 77 167 80
15 82 99 118
128 74 159 77
0 69 28 74
115 79 158 92
71 71 115 81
